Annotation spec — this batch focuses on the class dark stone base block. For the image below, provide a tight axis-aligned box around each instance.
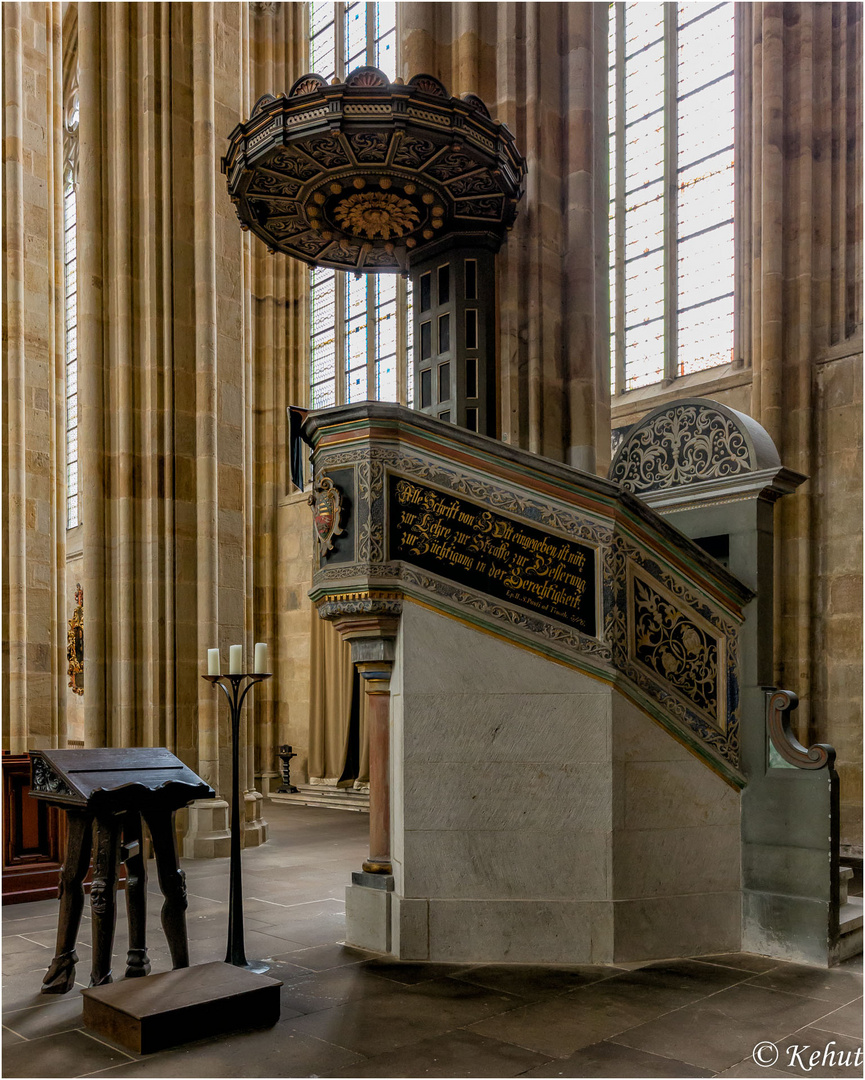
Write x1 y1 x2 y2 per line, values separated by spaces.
81 961 283 1054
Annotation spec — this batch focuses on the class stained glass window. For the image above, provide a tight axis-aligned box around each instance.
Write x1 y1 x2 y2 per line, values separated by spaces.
307 1 412 409
610 2 734 393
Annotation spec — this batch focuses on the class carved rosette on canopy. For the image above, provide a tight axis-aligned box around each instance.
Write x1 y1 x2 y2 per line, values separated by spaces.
221 68 526 275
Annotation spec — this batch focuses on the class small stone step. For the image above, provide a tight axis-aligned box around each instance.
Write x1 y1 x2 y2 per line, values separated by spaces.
268 785 369 813
840 865 853 906
838 896 863 963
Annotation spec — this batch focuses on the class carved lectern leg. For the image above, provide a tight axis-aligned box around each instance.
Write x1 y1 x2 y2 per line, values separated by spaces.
144 808 189 969
42 810 93 994
122 812 151 978
89 813 122 987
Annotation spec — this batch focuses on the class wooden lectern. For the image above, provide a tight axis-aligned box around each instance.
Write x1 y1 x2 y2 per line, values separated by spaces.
29 748 214 993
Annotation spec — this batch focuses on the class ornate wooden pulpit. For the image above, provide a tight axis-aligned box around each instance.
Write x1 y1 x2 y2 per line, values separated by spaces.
29 747 214 992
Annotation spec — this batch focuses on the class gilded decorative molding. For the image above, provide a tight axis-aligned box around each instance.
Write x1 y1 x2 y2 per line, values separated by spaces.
317 598 403 620
67 582 84 696
399 567 611 661
629 568 722 727
308 475 344 555
611 402 755 493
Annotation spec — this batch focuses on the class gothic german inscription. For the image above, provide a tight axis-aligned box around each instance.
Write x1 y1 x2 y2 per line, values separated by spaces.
388 476 597 636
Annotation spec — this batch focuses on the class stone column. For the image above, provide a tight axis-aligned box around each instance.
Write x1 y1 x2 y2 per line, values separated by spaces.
2 2 67 753
332 614 398 876
355 661 393 875
400 2 610 472
328 610 399 954
741 2 863 851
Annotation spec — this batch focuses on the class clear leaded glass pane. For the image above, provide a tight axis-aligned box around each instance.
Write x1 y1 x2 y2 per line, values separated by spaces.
310 0 336 80
622 2 665 389
677 0 734 374
610 0 734 390
308 3 404 408
64 175 79 528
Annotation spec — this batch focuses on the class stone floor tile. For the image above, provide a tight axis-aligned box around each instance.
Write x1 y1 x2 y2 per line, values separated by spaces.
1 970 85 1012
447 962 624 1000
238 913 350 949
3 1025 27 1047
358 958 472 985
811 998 864 1039
1 1029 134 1078
290 979 522 1057
714 1058 791 1077
3 994 90 1039
321 1027 552 1077
466 978 689 1059
610 984 850 1075
3 933 55 957
80 1027 364 1078
694 952 786 974
746 965 864 1007
276 963 406 1014
624 957 755 994
268 942 375 971
773 1027 864 1077
519 1039 715 1077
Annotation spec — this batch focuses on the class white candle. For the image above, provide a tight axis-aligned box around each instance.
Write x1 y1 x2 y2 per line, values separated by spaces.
207 648 221 676
229 644 242 674
254 642 268 674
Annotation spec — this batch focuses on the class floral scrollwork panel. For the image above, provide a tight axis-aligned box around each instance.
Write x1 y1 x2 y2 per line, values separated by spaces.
611 403 755 493
628 567 725 730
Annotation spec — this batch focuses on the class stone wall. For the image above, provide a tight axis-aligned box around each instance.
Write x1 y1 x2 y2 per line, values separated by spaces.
390 602 742 963
276 490 315 786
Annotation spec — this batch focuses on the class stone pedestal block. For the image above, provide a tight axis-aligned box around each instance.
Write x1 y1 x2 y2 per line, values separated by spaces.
242 791 268 848
182 798 231 860
345 876 392 954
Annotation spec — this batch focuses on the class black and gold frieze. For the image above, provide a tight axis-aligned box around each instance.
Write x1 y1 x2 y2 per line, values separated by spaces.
389 476 598 637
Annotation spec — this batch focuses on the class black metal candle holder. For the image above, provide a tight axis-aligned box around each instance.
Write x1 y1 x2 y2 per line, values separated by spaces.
276 745 298 794
203 672 271 974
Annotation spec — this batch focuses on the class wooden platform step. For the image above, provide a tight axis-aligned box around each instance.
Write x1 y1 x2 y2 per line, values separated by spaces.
268 784 369 813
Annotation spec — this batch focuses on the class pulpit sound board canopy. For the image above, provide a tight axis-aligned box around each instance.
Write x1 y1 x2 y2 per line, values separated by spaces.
221 68 526 275
29 747 213 814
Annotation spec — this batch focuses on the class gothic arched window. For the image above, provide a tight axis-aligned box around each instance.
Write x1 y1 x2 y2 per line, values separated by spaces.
308 1 413 409
609 2 735 393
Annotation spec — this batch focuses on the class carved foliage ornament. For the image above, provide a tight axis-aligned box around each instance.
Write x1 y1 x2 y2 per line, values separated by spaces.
333 191 420 240
308 475 345 555
67 583 84 696
611 403 754 493
32 757 75 799
630 574 720 724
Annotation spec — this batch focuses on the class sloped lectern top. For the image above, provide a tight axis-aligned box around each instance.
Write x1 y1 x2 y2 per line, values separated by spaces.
29 747 213 814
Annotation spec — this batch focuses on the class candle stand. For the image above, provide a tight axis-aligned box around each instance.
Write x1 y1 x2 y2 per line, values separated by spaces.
203 672 271 974
276 745 299 794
